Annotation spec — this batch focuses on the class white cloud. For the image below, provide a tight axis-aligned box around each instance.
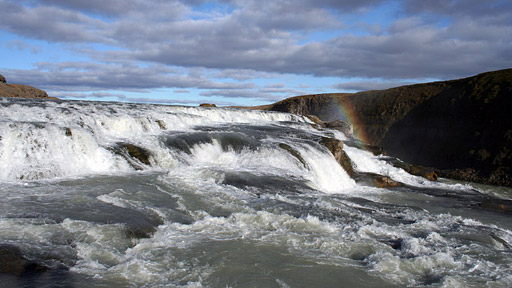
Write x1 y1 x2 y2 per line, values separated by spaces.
0 0 511 104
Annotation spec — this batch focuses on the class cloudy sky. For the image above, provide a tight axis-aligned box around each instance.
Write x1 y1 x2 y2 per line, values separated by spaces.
1 0 511 106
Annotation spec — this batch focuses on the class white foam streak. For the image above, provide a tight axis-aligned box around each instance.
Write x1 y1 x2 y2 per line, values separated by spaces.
344 145 473 190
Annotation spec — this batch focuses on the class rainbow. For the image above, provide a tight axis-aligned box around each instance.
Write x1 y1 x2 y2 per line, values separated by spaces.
331 96 370 144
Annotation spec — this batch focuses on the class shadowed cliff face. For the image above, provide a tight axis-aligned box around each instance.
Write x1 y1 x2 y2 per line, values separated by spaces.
264 68 512 187
381 70 512 186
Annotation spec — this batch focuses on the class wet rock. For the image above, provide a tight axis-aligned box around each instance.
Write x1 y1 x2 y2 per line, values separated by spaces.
305 115 325 129
378 238 404 250
319 137 356 177
354 172 403 188
477 199 512 215
373 175 403 188
156 120 167 130
344 140 386 156
122 144 151 165
362 144 386 156
199 103 216 107
306 115 325 126
490 234 512 249
436 168 480 183
279 143 308 169
125 224 159 239
325 120 353 138
391 160 438 181
110 143 152 170
0 245 48 276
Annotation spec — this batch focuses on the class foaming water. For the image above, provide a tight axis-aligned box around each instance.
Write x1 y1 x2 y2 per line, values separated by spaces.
1 98 511 287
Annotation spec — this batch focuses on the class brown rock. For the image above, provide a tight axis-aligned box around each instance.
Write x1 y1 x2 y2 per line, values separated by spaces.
110 143 152 170
279 143 308 169
199 103 216 107
0 244 48 276
325 120 353 138
306 115 325 126
372 174 403 188
304 115 325 130
121 143 151 165
0 75 55 99
391 161 438 181
7 84 49 98
156 120 167 130
351 172 403 188
319 137 356 177
436 168 480 183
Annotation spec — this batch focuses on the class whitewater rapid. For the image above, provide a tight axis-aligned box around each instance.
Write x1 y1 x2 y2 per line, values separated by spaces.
1 98 511 287
0 98 354 192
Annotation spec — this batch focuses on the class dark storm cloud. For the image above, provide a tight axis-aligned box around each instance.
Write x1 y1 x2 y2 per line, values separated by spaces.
226 1 340 31
200 89 284 102
99 0 510 80
123 97 237 106
4 62 253 92
133 19 511 80
34 0 189 19
218 0 386 13
0 1 108 43
50 91 239 106
402 0 512 19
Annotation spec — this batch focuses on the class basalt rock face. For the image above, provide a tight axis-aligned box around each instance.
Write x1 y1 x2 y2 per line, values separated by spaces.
0 74 54 99
381 69 512 187
261 69 512 187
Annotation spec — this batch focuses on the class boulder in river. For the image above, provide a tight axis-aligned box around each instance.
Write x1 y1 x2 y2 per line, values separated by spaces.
0 245 49 276
110 143 152 170
319 137 356 177
353 172 403 188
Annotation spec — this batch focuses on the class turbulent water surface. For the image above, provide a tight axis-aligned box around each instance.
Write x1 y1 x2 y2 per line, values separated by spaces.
0 98 511 287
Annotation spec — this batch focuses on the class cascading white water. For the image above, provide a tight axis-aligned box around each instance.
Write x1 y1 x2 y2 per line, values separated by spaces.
0 98 355 192
1 98 511 288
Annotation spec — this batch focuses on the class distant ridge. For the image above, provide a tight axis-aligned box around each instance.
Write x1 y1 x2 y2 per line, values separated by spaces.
257 69 512 187
0 74 55 99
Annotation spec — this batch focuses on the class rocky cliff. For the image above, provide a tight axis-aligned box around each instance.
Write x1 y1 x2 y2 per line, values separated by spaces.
0 74 54 99
262 69 512 187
